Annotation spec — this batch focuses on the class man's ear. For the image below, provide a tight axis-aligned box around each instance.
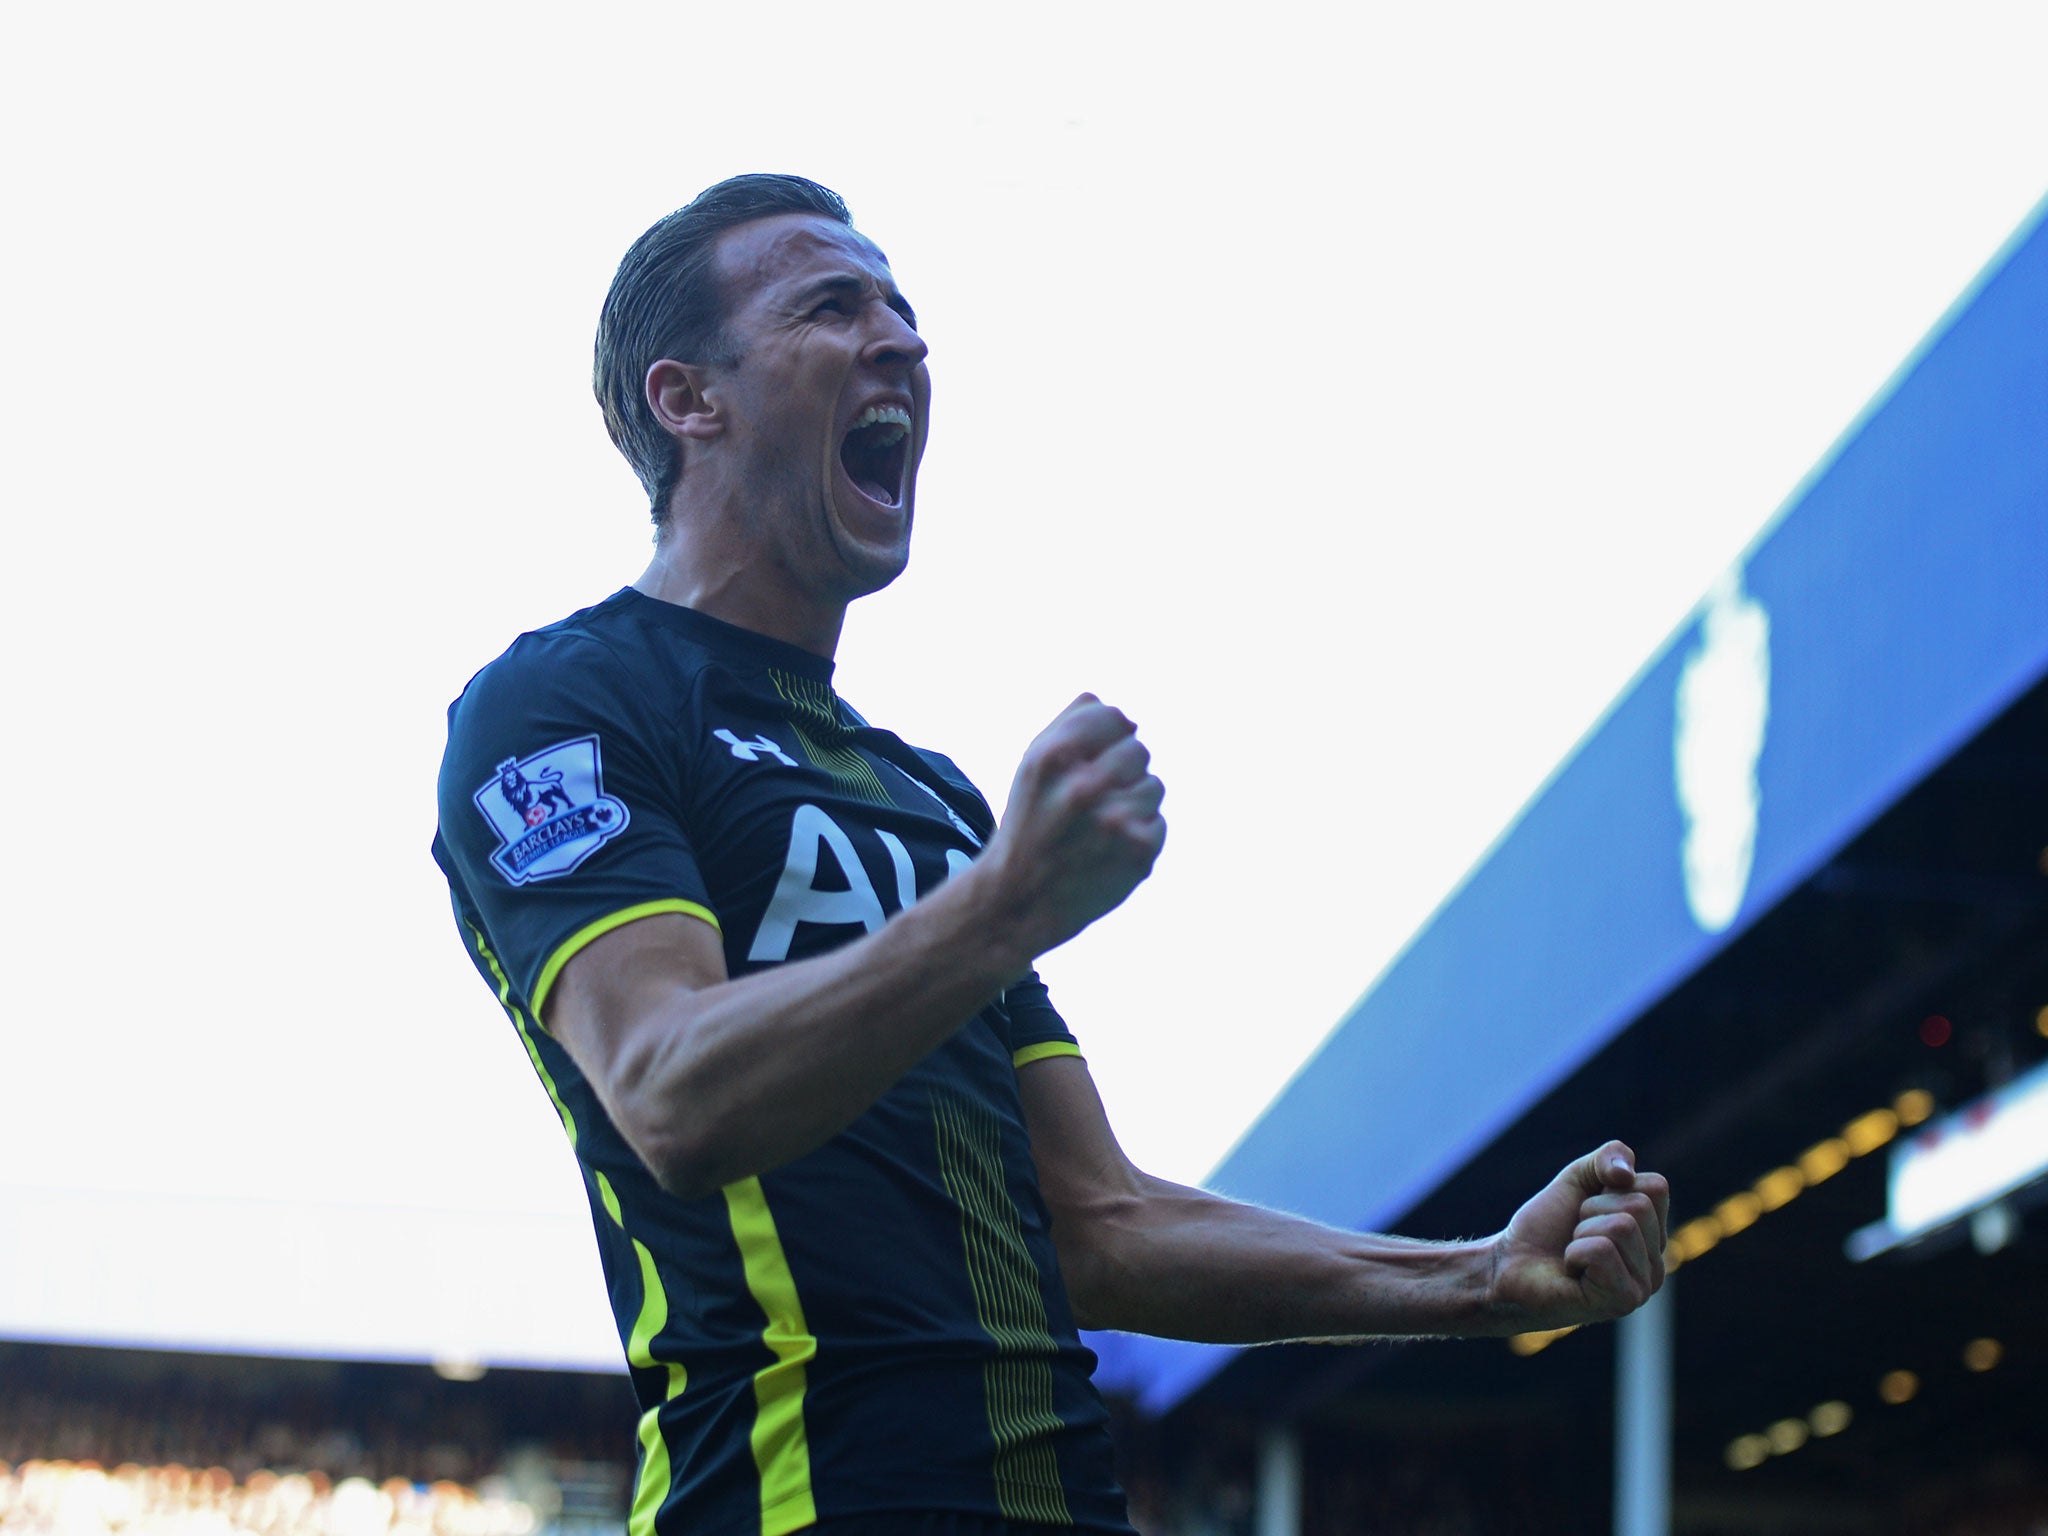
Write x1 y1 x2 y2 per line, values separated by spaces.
645 358 723 442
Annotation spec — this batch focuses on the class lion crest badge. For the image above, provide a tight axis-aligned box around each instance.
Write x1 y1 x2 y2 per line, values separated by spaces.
473 735 630 884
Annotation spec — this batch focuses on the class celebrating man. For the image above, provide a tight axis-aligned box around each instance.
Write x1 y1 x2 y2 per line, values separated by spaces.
432 174 1669 1536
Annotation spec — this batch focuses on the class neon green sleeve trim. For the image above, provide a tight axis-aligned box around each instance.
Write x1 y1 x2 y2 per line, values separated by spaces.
530 898 722 1027
1011 1040 1083 1070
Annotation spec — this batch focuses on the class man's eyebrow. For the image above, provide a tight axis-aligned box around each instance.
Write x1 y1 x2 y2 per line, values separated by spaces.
798 272 918 329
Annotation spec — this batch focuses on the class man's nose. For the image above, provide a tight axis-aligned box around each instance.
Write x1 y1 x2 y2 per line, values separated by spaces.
862 308 929 371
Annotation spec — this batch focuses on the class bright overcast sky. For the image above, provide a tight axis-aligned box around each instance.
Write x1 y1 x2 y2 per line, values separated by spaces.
3 4 2045 1358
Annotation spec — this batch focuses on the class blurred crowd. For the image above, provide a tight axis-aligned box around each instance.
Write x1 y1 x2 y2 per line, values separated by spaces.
6 1345 2042 1536
0 1392 498 1491
0 1350 632 1536
1112 1409 1582 1536
1124 1459 1521 1536
1123 1477 2048 1536
1110 1406 2048 1536
1929 1492 2048 1536
0 1462 537 1536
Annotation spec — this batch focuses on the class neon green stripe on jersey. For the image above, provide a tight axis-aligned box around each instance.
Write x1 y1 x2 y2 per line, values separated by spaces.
722 1177 818 1535
530 898 723 1028
630 1405 673 1536
472 924 688 1535
931 1090 1073 1526
1011 1041 1083 1070
601 1168 687 1536
472 925 580 1148
769 668 891 806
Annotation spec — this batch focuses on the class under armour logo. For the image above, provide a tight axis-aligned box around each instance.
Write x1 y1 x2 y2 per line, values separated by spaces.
715 729 798 768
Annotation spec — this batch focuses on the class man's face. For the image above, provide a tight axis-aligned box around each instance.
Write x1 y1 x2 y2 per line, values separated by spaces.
702 213 931 603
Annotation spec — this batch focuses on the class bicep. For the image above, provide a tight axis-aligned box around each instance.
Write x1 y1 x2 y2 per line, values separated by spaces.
544 910 729 1103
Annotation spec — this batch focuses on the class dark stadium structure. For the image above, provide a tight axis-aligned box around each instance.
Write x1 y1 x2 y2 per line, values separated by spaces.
1092 198 2048 1534
1105 680 2048 1535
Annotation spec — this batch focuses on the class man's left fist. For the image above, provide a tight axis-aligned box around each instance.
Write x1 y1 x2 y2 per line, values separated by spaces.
1485 1140 1671 1332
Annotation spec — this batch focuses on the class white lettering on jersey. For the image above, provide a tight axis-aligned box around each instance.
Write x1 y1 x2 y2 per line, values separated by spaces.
875 829 919 912
749 804 888 962
715 728 798 768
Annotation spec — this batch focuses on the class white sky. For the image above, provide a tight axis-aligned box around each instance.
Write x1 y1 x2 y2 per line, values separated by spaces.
2 3 2045 1357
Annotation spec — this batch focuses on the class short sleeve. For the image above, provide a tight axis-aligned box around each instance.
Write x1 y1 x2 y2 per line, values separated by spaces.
1000 970 1082 1070
433 632 717 1025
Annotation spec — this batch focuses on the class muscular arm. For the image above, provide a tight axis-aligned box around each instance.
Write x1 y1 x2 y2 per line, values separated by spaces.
1020 1056 1670 1342
546 695 1166 1200
547 881 1030 1198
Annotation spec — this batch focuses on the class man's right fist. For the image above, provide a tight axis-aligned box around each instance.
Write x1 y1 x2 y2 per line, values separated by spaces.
979 694 1168 958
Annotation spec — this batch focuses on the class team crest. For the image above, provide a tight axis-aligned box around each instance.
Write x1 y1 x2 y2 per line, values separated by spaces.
473 736 629 885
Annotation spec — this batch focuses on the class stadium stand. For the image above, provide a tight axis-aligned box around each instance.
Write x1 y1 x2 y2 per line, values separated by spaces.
0 1345 633 1536
1086 192 2048 1536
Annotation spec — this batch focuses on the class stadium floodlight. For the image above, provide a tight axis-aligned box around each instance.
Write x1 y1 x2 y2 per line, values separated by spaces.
1846 1056 2048 1261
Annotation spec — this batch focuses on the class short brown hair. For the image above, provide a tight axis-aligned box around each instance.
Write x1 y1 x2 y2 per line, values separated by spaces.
593 174 853 525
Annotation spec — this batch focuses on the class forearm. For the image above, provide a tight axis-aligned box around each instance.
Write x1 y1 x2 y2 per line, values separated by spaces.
612 865 1031 1197
1064 1176 1503 1344
558 694 1165 1201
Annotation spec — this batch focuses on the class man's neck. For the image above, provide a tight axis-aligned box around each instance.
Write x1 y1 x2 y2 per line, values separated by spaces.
634 532 846 660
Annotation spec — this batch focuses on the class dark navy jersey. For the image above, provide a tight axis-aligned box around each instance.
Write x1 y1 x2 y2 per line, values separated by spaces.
431 588 1132 1536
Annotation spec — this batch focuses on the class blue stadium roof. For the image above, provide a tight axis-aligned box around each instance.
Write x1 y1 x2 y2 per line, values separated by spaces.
1092 193 2048 1414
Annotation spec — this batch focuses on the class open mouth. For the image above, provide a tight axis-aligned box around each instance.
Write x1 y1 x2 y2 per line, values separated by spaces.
838 404 913 509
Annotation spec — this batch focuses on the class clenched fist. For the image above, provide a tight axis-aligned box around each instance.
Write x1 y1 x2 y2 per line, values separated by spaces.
978 694 1168 959
1485 1141 1671 1332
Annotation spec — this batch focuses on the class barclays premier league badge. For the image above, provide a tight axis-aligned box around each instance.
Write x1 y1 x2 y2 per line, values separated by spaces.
474 735 629 884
